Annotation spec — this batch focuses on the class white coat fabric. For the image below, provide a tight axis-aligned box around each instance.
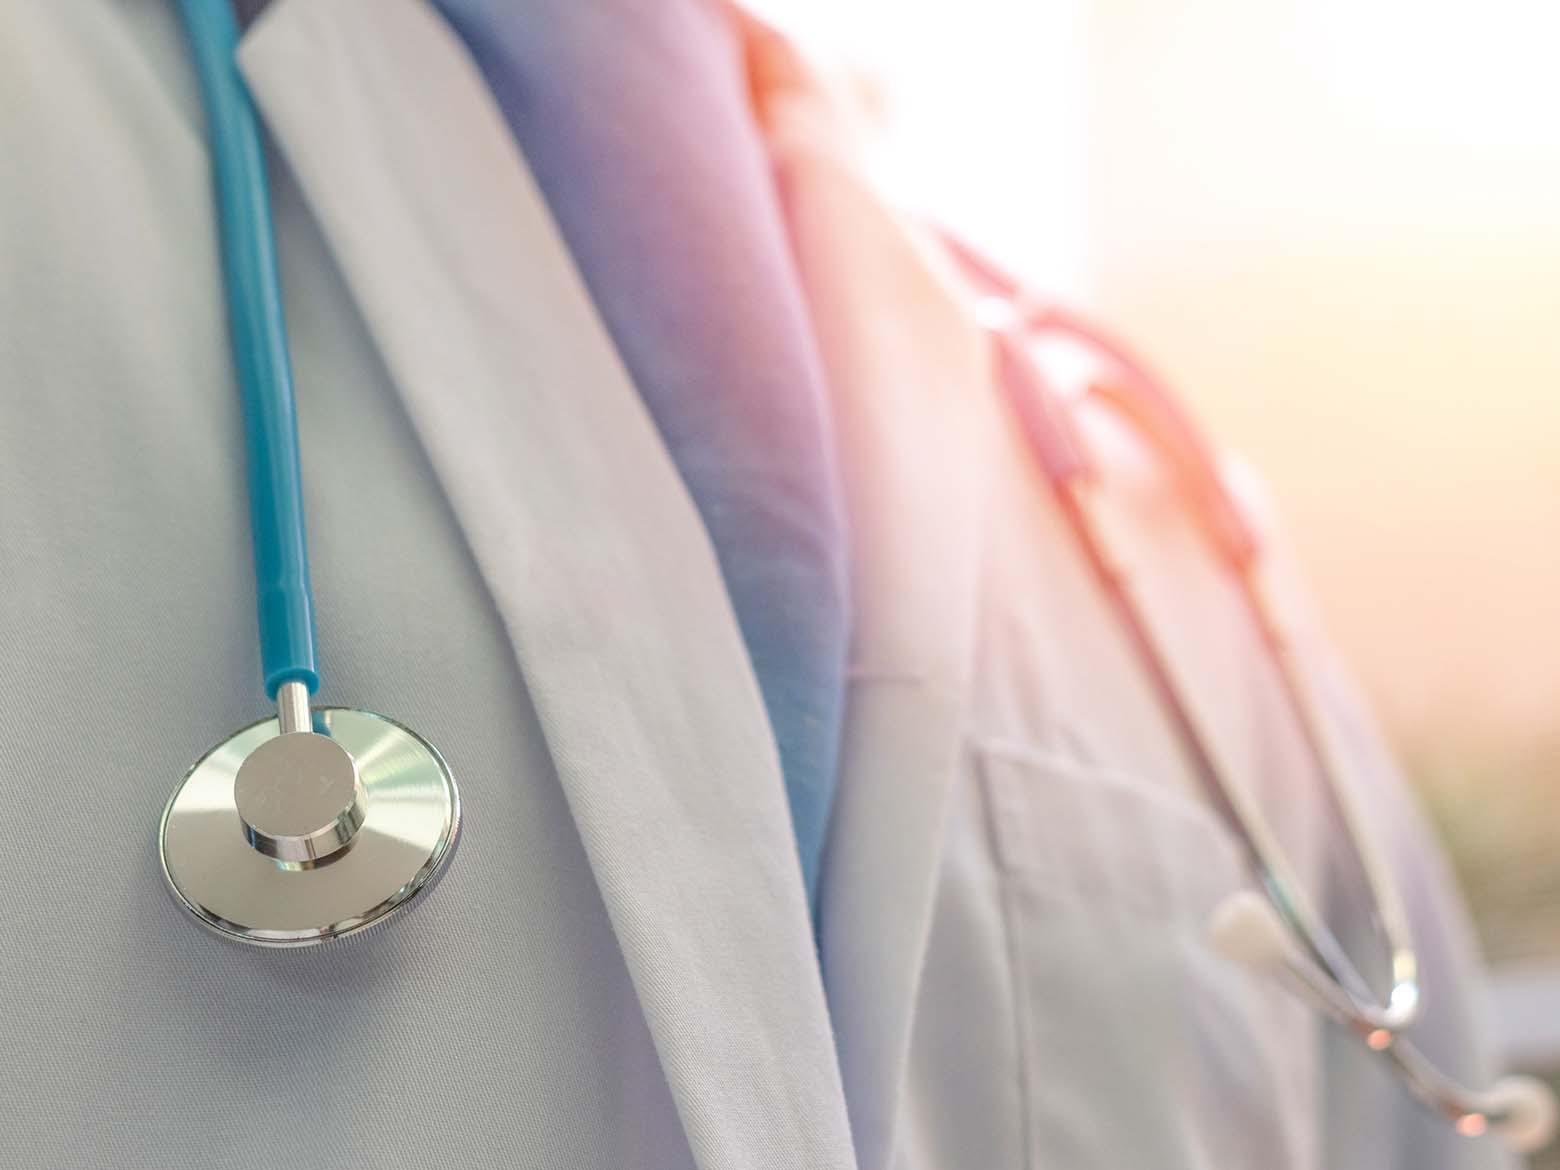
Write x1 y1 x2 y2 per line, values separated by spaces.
2 3 845 1167
0 2 1513 1169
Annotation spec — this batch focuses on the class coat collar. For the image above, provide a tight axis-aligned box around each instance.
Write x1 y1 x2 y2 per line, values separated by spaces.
744 19 996 1170
237 3 855 1168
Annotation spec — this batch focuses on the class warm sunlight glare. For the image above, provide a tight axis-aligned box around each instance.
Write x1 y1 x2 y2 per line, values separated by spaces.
753 0 1560 750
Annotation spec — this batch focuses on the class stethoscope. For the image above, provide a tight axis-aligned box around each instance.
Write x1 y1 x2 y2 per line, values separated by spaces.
157 0 460 946
939 230 1557 1153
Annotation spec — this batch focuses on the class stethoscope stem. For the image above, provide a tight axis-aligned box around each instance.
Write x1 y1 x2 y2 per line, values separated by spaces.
276 679 311 735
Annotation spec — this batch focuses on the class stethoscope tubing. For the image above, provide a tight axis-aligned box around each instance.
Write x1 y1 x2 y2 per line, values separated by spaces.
950 229 1418 1032
944 230 1558 1146
176 0 318 699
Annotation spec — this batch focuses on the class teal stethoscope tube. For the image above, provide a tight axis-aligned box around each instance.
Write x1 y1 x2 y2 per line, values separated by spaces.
175 0 318 698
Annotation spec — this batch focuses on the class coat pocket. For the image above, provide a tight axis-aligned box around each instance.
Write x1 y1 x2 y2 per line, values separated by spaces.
978 744 1316 1170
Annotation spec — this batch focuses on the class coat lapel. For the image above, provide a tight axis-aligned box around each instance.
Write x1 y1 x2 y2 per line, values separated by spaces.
237 4 855 1168
745 22 996 1170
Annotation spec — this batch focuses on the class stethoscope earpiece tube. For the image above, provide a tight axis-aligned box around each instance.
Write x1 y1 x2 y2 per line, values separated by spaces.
176 0 317 698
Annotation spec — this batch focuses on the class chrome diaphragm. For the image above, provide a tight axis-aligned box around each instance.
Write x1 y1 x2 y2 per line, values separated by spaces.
159 707 460 947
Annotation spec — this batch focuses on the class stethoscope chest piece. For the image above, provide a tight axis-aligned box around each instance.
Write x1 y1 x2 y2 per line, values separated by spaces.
159 708 460 947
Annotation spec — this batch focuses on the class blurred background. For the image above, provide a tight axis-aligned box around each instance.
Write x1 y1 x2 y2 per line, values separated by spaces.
754 0 1560 1158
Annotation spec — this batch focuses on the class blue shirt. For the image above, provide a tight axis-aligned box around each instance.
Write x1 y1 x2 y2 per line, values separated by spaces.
432 0 850 911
